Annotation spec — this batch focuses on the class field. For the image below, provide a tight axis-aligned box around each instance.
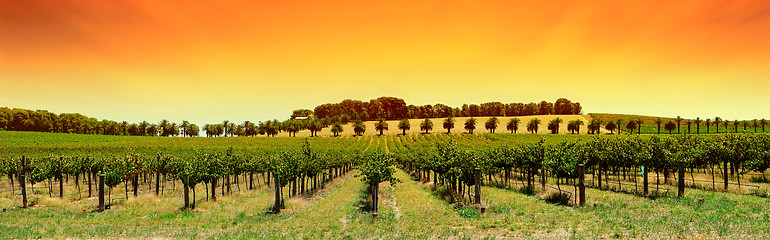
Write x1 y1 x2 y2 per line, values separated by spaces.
2 131 770 239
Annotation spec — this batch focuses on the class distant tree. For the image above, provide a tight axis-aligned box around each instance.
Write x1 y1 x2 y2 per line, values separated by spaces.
665 121 676 134
675 116 682 134
762 119 767 132
654 118 662 134
147 124 159 136
187 124 199 137
353 120 366 136
547 118 562 134
527 118 541 134
743 121 749 132
308 118 322 137
587 119 602 134
506 118 521 133
160 119 171 136
605 122 617 134
485 117 499 133
636 119 642 134
752 119 759 133
723 119 731 133
421 118 434 134
139 121 149 136
694 117 701 134
222 120 230 137
686 120 692 134
713 117 722 134
568 119 584 134
169 123 179 137
626 121 637 134
733 120 740 133
464 118 477 134
375 118 388 136
180 120 190 137
443 116 455 134
615 119 623 135
705 119 711 134
331 122 343 137
398 119 410 135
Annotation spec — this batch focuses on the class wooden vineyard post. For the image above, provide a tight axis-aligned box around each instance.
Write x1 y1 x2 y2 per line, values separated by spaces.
273 173 281 213
183 176 190 210
21 156 28 208
643 165 649 195
474 168 485 213
678 162 685 198
155 156 161 196
578 164 585 207
372 173 379 217
98 173 105 212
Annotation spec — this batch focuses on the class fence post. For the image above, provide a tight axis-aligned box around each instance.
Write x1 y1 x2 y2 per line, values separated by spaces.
273 173 281 213
373 173 379 217
678 162 685 198
578 164 585 206
643 165 649 195
21 156 28 208
98 173 105 211
155 156 161 196
183 176 190 210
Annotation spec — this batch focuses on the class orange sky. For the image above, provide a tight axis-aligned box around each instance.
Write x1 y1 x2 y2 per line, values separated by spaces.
2 0 769 125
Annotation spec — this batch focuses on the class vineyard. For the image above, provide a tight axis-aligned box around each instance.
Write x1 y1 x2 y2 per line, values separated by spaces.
1 131 770 238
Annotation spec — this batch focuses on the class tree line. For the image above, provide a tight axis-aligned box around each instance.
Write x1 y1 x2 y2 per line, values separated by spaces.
308 97 582 122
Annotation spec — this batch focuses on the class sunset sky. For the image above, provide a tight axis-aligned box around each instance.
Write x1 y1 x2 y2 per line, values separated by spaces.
2 0 770 125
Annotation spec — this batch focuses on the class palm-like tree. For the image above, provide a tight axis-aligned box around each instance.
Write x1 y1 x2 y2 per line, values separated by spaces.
733 120 740 133
527 118 541 134
159 119 170 137
635 119 643 134
665 120 676 134
675 116 682 134
352 120 366 136
222 120 230 137
762 119 767 132
506 118 521 133
654 118 662 134
686 120 692 134
398 119 410 135
547 118 563 134
626 121 637 134
616 119 623 135
722 120 730 133
714 117 722 134
485 117 499 133
705 119 711 134
567 119 584 134
181 120 190 137
464 118 477 134
420 118 433 134
139 121 149 136
742 121 749 132
605 122 617 134
331 122 343 137
375 118 388 136
752 119 759 133
693 118 701 134
443 116 455 134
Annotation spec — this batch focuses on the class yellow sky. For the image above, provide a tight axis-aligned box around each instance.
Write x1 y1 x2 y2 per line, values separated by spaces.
2 0 769 124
